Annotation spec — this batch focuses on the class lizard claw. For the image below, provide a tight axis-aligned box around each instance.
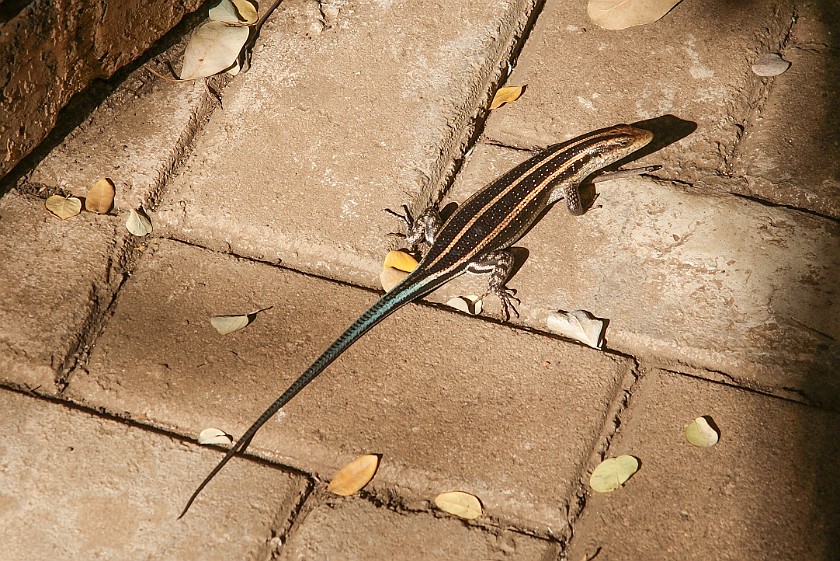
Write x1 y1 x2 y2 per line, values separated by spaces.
482 287 520 322
383 204 414 229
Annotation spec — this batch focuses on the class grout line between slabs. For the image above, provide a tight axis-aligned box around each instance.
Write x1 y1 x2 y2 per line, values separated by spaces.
561 359 642 552
723 4 799 174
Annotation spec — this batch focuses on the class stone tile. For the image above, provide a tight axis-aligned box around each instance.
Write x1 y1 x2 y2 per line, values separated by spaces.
566 370 840 561
731 46 840 217
0 192 125 392
28 72 211 211
791 0 840 47
482 0 793 181
65 239 633 530
279 495 556 560
155 0 534 286
0 388 305 561
448 144 840 405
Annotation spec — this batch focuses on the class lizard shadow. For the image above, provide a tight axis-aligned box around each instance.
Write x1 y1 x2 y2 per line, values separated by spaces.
628 114 697 161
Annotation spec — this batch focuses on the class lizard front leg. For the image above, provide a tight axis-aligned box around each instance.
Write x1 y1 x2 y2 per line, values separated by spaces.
384 204 442 249
547 164 661 215
467 249 521 321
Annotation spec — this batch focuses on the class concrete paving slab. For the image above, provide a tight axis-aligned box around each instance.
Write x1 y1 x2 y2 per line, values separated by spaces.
482 0 793 182
0 387 306 561
565 369 840 561
448 143 840 405
731 46 840 218
790 0 840 47
65 238 633 531
27 70 211 211
154 0 534 286
278 494 556 560
0 192 126 392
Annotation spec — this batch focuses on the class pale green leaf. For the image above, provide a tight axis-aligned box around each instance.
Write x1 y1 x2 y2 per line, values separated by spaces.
590 455 639 492
210 314 250 335
126 208 153 236
685 416 720 447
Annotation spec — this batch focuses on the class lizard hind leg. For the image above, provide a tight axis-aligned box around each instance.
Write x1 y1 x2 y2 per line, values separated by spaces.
467 249 521 321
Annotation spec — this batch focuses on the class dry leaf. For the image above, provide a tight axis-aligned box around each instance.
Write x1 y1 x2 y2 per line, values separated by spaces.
327 454 380 496
383 250 419 273
434 491 484 519
546 310 606 349
210 307 271 334
380 267 410 292
445 295 483 315
231 0 258 24
588 0 683 30
85 178 116 214
210 314 251 334
126 207 153 236
209 0 258 25
198 428 233 445
590 455 639 492
752 53 790 77
685 416 720 447
45 195 82 220
181 21 249 80
489 85 523 110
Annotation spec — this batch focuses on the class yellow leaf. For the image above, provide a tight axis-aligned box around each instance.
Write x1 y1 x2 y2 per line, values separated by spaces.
45 195 82 220
489 85 524 110
588 0 683 30
382 250 419 273
85 178 116 214
434 491 484 519
327 454 380 496
230 0 258 24
126 207 153 236
380 267 410 292
590 455 639 492
685 416 720 447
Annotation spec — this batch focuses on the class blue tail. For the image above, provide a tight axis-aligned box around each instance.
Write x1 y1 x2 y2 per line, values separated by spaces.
180 268 445 517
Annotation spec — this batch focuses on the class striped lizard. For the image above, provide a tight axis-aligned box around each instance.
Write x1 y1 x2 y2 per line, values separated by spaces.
180 124 654 516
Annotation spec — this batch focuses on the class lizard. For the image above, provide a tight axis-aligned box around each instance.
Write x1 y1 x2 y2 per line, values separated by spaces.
180 123 654 517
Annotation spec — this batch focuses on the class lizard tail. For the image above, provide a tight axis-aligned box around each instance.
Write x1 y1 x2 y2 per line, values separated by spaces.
179 269 445 518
